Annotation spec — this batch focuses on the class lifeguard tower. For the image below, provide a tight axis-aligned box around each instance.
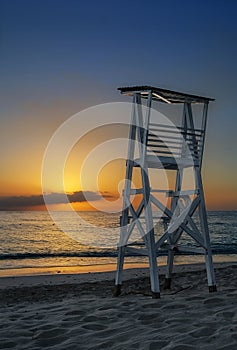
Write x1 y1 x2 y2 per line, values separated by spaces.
114 85 217 298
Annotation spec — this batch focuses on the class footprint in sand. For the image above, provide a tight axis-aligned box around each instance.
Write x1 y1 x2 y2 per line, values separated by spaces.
82 323 108 331
83 315 109 322
148 341 169 350
0 340 17 349
203 297 224 306
33 327 69 347
189 326 216 338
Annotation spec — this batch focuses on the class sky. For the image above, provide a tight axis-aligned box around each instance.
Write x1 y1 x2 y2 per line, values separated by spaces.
0 0 237 211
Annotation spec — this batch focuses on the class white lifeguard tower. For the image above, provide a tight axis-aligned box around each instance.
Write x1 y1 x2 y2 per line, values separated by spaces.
114 85 217 298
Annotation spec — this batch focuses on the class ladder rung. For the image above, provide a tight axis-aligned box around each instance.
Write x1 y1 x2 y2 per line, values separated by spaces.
148 134 182 141
166 190 199 197
128 188 144 194
148 138 182 145
126 247 148 256
147 150 182 156
176 246 205 254
149 123 204 135
151 189 172 193
126 241 144 246
138 216 167 220
128 189 171 195
147 142 182 150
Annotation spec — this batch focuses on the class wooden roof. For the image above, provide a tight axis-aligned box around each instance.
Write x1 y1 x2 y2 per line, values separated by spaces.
118 85 214 104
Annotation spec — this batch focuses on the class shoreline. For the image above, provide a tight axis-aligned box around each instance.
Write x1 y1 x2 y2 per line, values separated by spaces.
1 260 237 290
0 261 150 277
1 253 237 278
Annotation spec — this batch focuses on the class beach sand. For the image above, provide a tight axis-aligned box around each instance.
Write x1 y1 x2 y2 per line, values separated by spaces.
0 262 237 349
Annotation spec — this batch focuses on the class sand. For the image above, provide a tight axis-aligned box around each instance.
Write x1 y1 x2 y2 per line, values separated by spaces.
0 262 237 349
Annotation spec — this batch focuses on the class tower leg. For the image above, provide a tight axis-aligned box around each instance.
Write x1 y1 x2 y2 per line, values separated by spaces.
200 207 217 292
205 252 217 292
164 167 183 289
196 170 217 292
140 163 160 298
114 97 137 296
114 246 126 296
164 249 174 289
146 231 160 298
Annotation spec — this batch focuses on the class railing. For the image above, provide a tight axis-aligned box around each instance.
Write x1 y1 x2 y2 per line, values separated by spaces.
146 123 204 162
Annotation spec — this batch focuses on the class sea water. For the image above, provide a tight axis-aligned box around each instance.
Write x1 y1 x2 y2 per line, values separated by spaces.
0 211 237 270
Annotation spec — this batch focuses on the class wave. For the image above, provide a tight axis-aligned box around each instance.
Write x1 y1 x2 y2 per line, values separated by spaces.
211 244 237 255
0 251 117 260
1 244 237 261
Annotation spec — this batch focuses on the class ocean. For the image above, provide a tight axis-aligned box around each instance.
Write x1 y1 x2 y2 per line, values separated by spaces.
0 211 237 271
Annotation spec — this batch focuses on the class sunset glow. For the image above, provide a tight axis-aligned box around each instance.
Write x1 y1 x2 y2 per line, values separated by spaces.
0 1 236 211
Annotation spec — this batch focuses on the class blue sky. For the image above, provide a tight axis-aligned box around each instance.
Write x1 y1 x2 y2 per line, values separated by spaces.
0 0 237 209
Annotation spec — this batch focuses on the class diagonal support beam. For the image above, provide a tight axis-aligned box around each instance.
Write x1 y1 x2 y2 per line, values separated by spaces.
151 195 205 249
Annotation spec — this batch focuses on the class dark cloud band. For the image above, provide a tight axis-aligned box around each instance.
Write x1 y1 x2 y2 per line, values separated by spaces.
0 191 114 210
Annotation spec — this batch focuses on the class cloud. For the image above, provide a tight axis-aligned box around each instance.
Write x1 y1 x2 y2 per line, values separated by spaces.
0 191 115 210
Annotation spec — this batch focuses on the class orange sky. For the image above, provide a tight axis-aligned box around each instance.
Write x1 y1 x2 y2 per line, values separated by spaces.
0 104 237 211
1 1 237 212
